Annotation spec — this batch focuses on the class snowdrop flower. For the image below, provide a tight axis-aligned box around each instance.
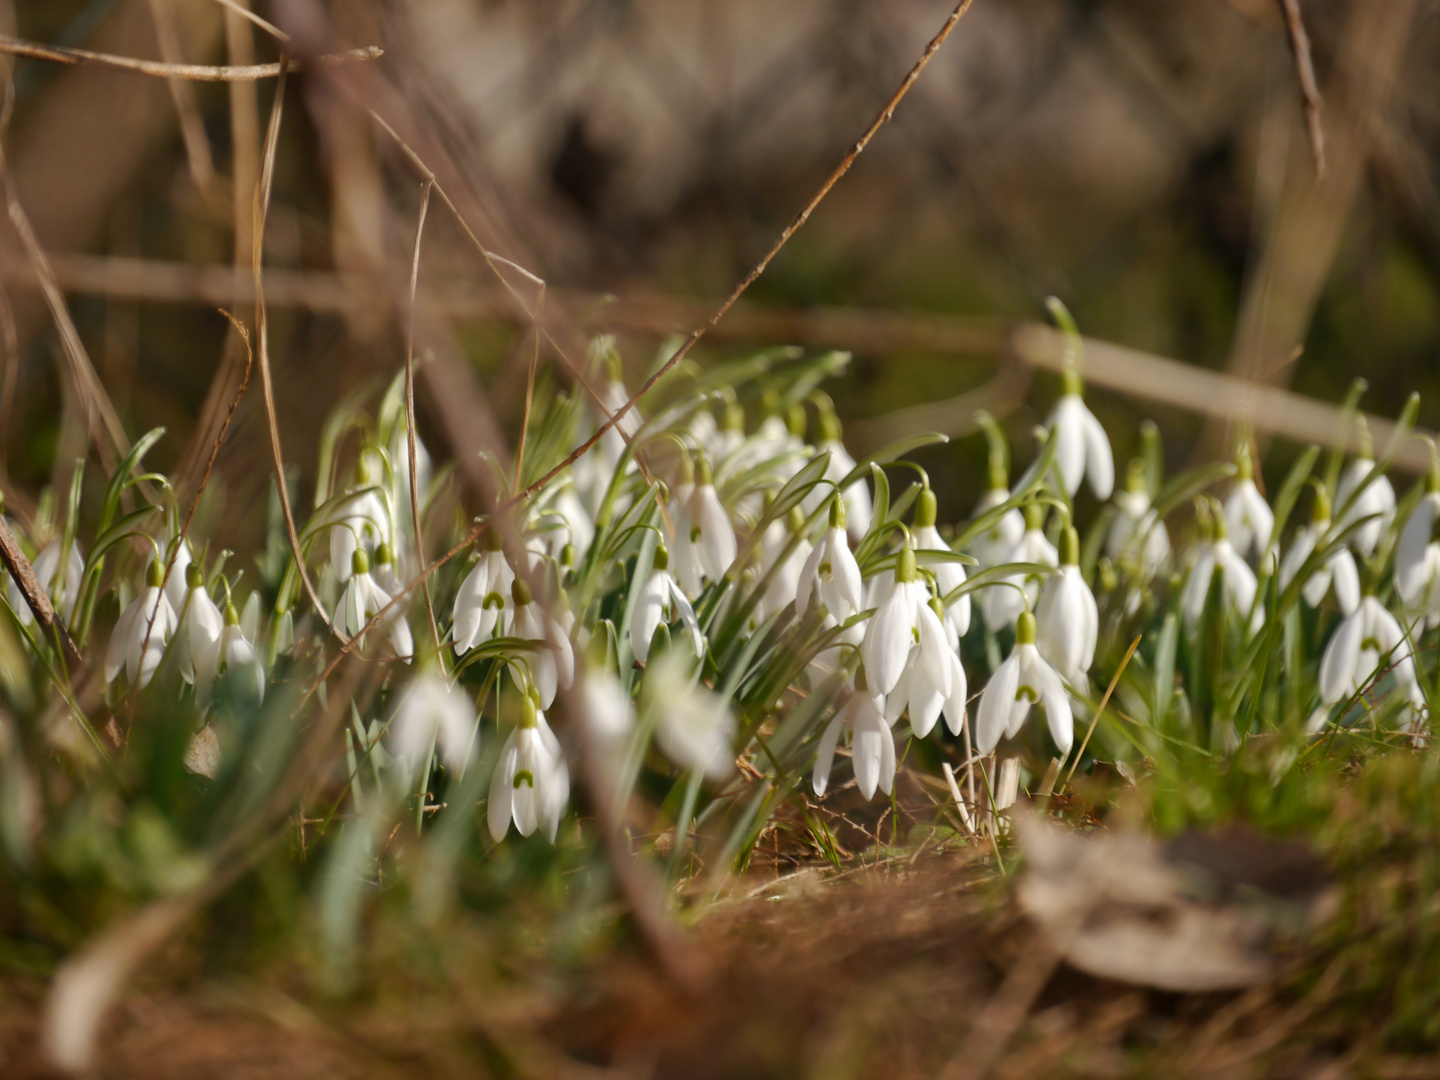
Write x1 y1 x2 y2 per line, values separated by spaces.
577 661 635 799
328 459 390 583
861 542 952 697
176 562 222 689
1396 469 1440 627
796 498 863 622
912 485 970 640
104 558 178 689
336 547 413 661
159 531 194 614
1334 453 1395 559
817 408 872 539
752 511 813 625
1317 594 1419 711
644 650 734 779
9 536 84 627
632 545 704 664
488 690 569 843
976 610 1073 755
813 668 895 800
1278 487 1360 616
209 601 265 704
1181 511 1262 634
508 577 574 709
669 457 736 596
452 529 515 655
969 484 1026 570
1035 526 1098 686
981 505 1058 631
1046 371 1114 500
1222 450 1274 567
884 599 968 739
391 672 477 774
1105 461 1170 580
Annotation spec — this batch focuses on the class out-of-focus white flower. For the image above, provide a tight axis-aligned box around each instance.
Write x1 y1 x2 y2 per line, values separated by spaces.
9 536 84 627
796 499 862 622
508 577 574 709
1396 478 1440 627
391 672 476 773
976 611 1073 755
1334 456 1395 559
1046 377 1113 499
209 601 265 703
452 530 515 656
753 512 812 625
1035 526 1098 686
1317 595 1419 709
813 669 894 800
336 547 413 661
669 458 736 596
981 506 1059 631
1105 463 1170 580
1278 489 1360 616
104 559 177 689
632 545 704 663
969 482 1025 570
488 691 569 843
912 485 970 640
328 461 390 583
577 665 634 798
644 650 734 779
817 408 871 538
1181 514 1262 634
861 543 952 697
1222 452 1274 566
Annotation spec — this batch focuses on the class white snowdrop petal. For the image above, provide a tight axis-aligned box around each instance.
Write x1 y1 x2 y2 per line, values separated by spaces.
1080 404 1114 499
1319 608 1365 704
976 655 1020 755
812 708 848 796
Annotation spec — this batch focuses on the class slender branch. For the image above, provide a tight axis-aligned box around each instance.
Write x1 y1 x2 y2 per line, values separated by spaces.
404 181 440 653
0 518 84 673
1277 0 1326 180
0 34 380 82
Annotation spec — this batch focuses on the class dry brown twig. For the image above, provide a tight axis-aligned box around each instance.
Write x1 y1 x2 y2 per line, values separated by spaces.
0 517 85 673
0 32 380 82
1276 0 1326 180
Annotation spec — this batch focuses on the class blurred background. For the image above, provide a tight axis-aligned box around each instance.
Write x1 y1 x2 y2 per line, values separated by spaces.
0 0 1437 534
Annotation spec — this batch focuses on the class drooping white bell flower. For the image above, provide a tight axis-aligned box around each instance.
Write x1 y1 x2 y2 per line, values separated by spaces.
390 672 476 774
205 601 265 704
9 536 85 626
813 668 895 800
452 529 515 656
1317 594 1419 711
644 650 734 779
861 542 953 697
1334 456 1396 559
669 457 737 597
508 577 574 709
912 485 970 640
816 408 872 539
336 547 413 661
796 498 863 622
976 610 1073 755
631 544 705 664
104 558 178 689
1222 451 1274 567
176 562 223 689
752 511 813 625
980 505 1059 631
1278 487 1360 616
1180 513 1263 634
159 530 194 614
969 486 1026 570
328 459 391 583
577 662 635 800
488 690 569 843
1045 371 1114 500
1035 526 1098 686
1396 474 1440 627
1105 462 1170 580
884 598 968 739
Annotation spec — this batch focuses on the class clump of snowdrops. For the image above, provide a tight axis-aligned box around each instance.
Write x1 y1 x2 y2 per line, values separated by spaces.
1 314 1437 968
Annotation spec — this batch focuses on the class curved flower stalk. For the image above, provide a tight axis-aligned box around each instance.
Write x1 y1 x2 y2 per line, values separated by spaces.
861 543 952 698
1396 469 1440 627
644 650 734 779
813 668 894 800
980 505 1058 631
1105 461 1170 581
488 690 569 843
104 558 177 689
669 457 737 597
1278 487 1360 616
508 577 575 709
796 498 862 623
336 548 413 661
884 599 967 739
9 536 85 627
1046 369 1114 500
328 457 391 584
912 484 970 640
452 529 515 656
976 611 1073 755
632 545 705 664
1316 594 1421 723
390 671 477 775
1035 525 1098 687
1334 452 1395 559
1222 450 1274 567
1181 510 1262 635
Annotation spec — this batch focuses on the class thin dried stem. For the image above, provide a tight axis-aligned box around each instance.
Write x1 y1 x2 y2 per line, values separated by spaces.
146 0 216 193
405 180 440 653
209 0 287 43
0 518 84 673
1277 0 1327 180
0 34 380 82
